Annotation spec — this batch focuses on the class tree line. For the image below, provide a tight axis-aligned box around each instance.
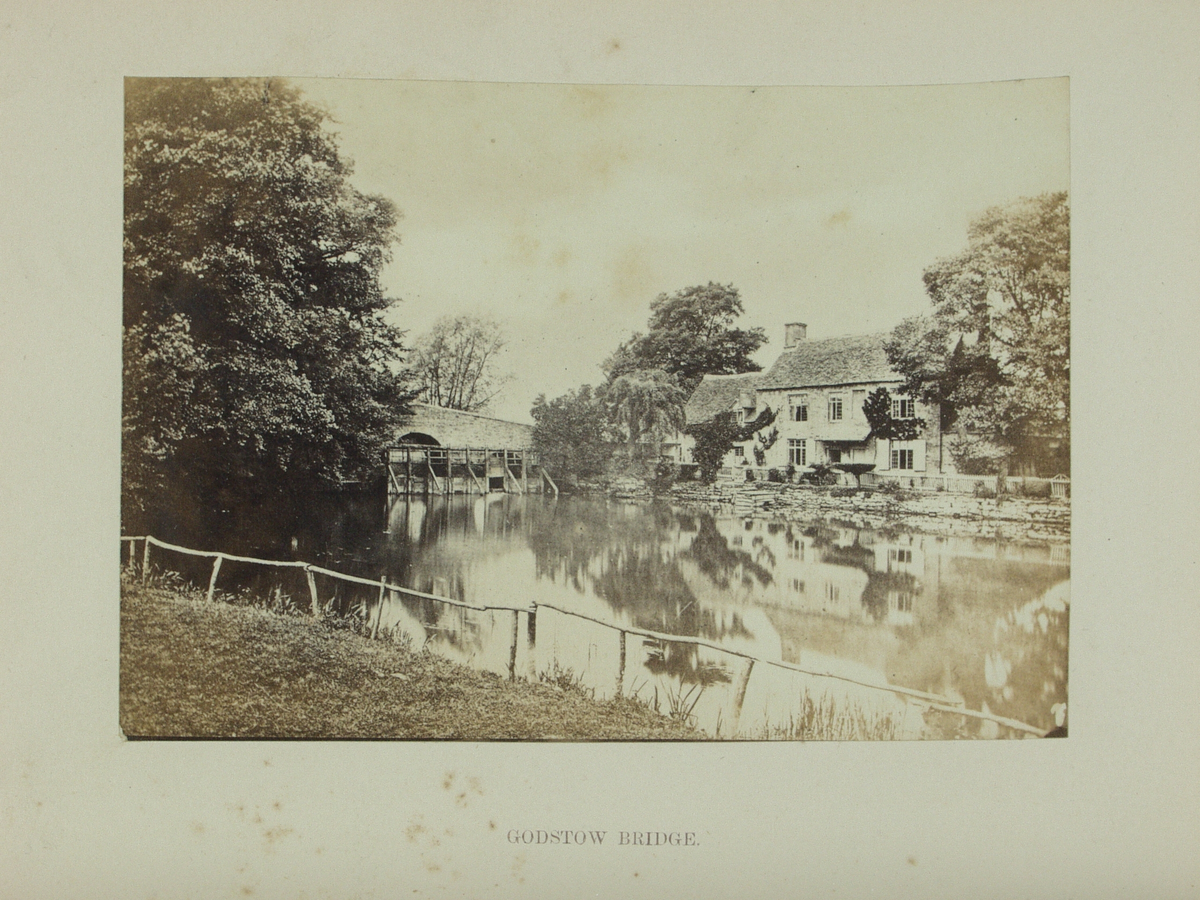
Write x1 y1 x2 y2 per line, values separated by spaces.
534 192 1069 487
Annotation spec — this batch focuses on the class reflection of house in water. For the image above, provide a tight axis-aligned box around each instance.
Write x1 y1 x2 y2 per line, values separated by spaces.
706 516 927 628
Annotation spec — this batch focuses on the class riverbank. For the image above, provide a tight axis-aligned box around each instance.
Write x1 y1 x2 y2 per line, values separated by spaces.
664 480 1070 543
120 577 701 740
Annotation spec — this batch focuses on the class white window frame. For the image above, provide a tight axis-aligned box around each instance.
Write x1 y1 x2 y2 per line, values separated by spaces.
891 397 915 419
788 438 806 466
828 394 844 422
891 447 914 470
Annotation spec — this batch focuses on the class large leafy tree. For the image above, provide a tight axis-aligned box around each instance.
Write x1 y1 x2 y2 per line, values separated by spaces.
885 192 1069 470
604 283 767 394
407 314 511 412
123 78 413 526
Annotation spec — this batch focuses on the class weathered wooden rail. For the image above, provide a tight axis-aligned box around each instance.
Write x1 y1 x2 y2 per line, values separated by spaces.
385 445 558 496
120 534 1049 737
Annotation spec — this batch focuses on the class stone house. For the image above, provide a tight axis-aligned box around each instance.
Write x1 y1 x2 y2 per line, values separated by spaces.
677 372 762 468
682 322 945 478
756 322 943 475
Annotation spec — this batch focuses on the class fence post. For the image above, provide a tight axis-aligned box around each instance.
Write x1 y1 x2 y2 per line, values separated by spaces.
305 567 320 617
372 576 386 639
508 609 521 681
141 538 151 583
526 605 538 678
206 555 223 603
616 630 626 698
730 659 755 736
127 539 136 572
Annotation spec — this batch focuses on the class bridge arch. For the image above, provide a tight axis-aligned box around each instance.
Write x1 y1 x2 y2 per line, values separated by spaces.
397 432 440 446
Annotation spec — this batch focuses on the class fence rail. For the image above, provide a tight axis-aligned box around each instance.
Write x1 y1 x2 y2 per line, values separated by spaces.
120 534 1049 737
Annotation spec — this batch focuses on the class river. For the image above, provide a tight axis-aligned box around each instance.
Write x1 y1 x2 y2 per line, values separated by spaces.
149 491 1069 739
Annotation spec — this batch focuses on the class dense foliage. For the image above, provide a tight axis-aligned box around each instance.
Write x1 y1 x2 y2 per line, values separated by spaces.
406 314 511 412
123 78 413 527
885 192 1069 471
602 368 688 453
530 386 615 489
604 283 767 394
686 406 777 483
862 387 924 441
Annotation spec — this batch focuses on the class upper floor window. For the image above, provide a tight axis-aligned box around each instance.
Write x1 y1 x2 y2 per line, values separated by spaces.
891 397 915 419
789 394 808 422
828 395 843 421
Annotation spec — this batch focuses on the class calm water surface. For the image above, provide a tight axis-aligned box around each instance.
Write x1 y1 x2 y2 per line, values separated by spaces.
161 492 1069 738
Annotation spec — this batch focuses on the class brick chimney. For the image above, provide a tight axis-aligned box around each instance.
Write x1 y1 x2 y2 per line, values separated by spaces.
784 322 807 349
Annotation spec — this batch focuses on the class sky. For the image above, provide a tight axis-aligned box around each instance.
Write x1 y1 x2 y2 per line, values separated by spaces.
296 77 1069 423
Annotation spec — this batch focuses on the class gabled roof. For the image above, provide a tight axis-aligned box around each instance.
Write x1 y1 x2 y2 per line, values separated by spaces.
684 372 762 426
758 332 899 390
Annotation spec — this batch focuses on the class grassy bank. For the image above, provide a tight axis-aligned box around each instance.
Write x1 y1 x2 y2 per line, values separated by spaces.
120 577 700 740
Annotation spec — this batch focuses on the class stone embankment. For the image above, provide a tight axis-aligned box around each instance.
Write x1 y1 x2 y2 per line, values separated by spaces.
667 481 1070 543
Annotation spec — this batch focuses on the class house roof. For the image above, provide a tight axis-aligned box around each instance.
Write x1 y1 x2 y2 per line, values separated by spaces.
684 372 762 426
758 332 899 390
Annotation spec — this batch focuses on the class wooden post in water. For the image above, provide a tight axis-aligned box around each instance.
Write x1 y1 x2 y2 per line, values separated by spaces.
206 555 223 603
508 609 520 681
141 538 151 583
730 658 755 736
305 568 320 617
616 629 627 698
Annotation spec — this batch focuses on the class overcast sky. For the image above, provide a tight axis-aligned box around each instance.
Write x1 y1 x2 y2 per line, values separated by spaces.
296 77 1068 423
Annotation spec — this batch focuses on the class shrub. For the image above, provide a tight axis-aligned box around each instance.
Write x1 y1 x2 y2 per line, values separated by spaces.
651 459 679 493
973 481 996 499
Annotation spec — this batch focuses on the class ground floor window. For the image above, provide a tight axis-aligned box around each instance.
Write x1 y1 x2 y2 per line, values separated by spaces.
788 439 806 466
827 446 842 464
892 447 914 469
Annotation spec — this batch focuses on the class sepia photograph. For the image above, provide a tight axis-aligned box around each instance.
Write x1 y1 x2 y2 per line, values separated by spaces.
7 2 1200 897
121 76 1070 741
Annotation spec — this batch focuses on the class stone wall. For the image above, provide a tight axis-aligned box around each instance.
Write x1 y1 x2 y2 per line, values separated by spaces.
394 402 534 449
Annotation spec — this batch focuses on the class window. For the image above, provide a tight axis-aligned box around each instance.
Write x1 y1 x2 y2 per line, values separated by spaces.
891 397 915 419
790 578 805 594
825 583 840 604
828 395 843 421
827 446 842 464
789 394 808 422
732 445 744 458
890 548 913 564
891 448 914 469
788 439 806 466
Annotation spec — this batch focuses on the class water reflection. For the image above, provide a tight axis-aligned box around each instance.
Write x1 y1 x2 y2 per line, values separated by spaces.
154 492 1066 737
356 495 1068 736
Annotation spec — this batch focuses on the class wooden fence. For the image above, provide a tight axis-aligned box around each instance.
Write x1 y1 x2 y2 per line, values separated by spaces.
120 534 1050 737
